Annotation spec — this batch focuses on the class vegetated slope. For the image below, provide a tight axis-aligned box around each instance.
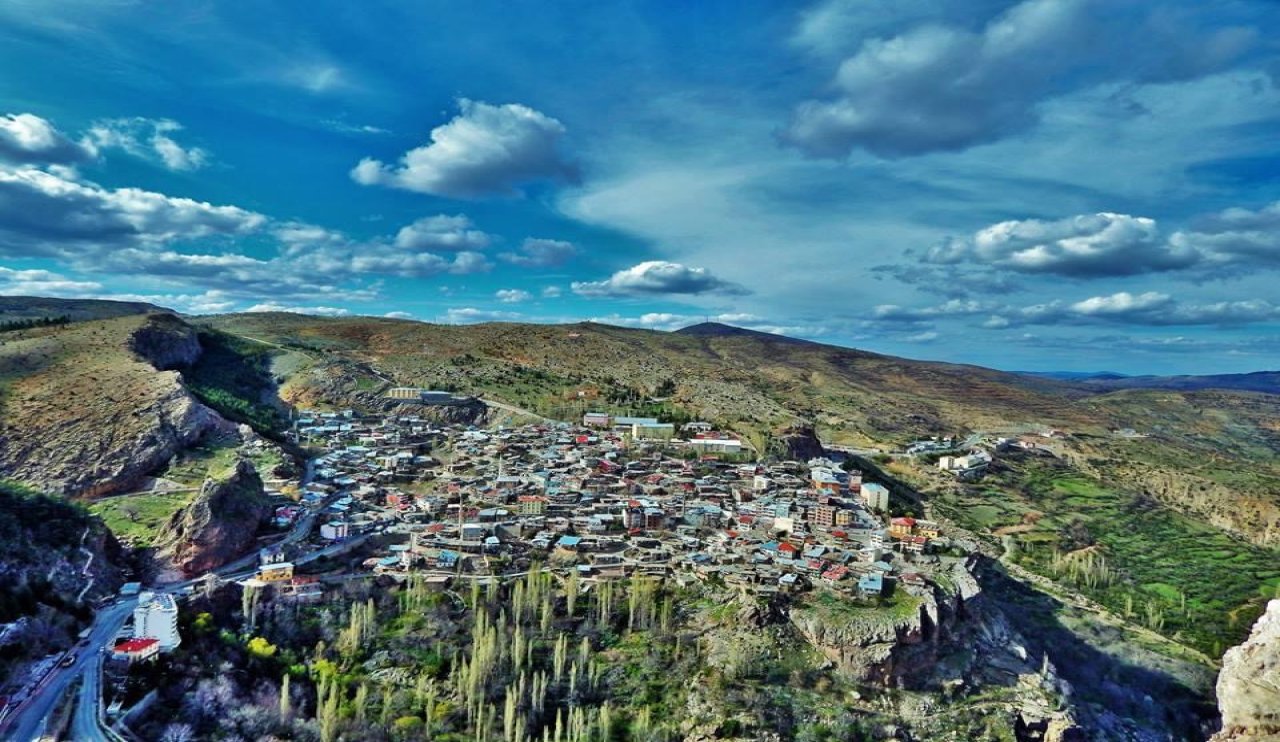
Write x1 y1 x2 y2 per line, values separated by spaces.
0 295 165 323
200 313 1280 544
0 311 225 497
200 314 1099 444
0 480 119 681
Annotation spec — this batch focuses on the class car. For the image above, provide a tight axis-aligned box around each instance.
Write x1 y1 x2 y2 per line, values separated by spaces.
59 653 76 668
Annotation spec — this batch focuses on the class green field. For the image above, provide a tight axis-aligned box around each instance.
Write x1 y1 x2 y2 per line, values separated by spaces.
937 455 1280 656
90 490 193 544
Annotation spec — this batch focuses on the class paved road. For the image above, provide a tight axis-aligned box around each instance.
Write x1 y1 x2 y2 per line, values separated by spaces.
70 649 115 742
1 598 134 742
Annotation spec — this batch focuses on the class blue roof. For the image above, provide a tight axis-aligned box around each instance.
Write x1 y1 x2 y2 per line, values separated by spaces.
557 535 582 547
858 573 883 592
761 541 780 552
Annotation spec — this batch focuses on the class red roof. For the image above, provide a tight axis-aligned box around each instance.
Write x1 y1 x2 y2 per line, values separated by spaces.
892 517 916 526
778 543 800 554
114 638 158 654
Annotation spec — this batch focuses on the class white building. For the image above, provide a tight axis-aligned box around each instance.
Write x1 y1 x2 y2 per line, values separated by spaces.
861 482 890 512
133 591 181 651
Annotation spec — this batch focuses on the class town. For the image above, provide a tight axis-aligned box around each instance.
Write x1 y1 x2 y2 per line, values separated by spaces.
256 405 964 607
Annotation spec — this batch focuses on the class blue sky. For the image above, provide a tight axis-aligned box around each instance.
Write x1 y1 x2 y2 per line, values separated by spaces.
0 0 1278 374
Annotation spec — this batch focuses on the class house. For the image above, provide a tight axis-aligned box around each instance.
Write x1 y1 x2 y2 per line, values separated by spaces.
631 423 676 441
518 495 548 515
861 483 889 512
556 535 583 552
258 562 295 583
134 592 181 651
583 412 610 428
889 517 916 539
320 521 350 541
111 637 160 664
857 572 884 597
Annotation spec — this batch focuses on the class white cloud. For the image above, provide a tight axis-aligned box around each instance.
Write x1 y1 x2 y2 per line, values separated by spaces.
541 286 562 298
444 307 524 323
351 99 577 198
903 330 940 343
495 288 532 303
499 238 577 268
926 212 1201 277
84 118 210 171
393 214 491 251
0 266 101 296
384 311 415 320
0 166 265 258
246 303 350 317
0 113 90 164
571 261 747 298
784 0 1256 158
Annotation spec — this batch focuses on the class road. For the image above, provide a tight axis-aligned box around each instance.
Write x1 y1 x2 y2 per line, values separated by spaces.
3 458 322 740
70 648 122 742
480 397 555 424
1 598 134 742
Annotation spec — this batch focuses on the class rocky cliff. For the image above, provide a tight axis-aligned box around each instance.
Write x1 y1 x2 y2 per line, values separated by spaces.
0 313 228 497
1212 599 1280 741
152 457 271 578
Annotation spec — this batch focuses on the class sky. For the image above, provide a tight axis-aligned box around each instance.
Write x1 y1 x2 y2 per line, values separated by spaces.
0 0 1278 375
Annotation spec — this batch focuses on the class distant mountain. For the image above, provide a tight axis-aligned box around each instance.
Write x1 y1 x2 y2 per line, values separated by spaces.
1080 371 1280 396
1020 371 1130 381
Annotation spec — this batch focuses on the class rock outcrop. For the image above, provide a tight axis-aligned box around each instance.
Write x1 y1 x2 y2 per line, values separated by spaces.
128 312 203 370
0 313 228 498
775 425 824 461
1212 599 1280 741
152 457 271 577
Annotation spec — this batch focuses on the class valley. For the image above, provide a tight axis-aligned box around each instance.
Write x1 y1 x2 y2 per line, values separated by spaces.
0 299 1276 740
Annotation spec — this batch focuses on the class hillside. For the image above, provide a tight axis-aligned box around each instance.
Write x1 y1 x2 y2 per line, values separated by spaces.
200 313 1098 444
199 312 1280 544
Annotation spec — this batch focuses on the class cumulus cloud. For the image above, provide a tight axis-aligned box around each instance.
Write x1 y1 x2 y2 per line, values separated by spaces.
246 303 351 316
495 288 532 303
784 0 1256 158
880 291 1280 328
0 166 265 258
926 212 1201 277
499 238 577 268
384 311 415 320
444 307 525 323
351 99 577 198
0 113 90 164
83 118 210 171
571 261 748 298
393 214 491 251
1175 200 1280 267
0 266 101 296
541 286 562 298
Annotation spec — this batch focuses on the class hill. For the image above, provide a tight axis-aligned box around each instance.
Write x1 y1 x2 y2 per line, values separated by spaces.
0 295 165 323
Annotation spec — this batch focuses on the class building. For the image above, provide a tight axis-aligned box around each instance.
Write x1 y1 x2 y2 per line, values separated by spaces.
857 572 884 597
111 637 160 664
518 495 548 515
688 436 743 455
812 504 837 528
888 517 916 539
134 591 181 651
861 483 889 512
811 468 842 494
258 562 295 582
631 422 675 441
320 521 350 541
583 412 610 428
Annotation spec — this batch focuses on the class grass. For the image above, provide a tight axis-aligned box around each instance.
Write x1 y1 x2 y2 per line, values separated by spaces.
946 455 1280 657
90 491 193 544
